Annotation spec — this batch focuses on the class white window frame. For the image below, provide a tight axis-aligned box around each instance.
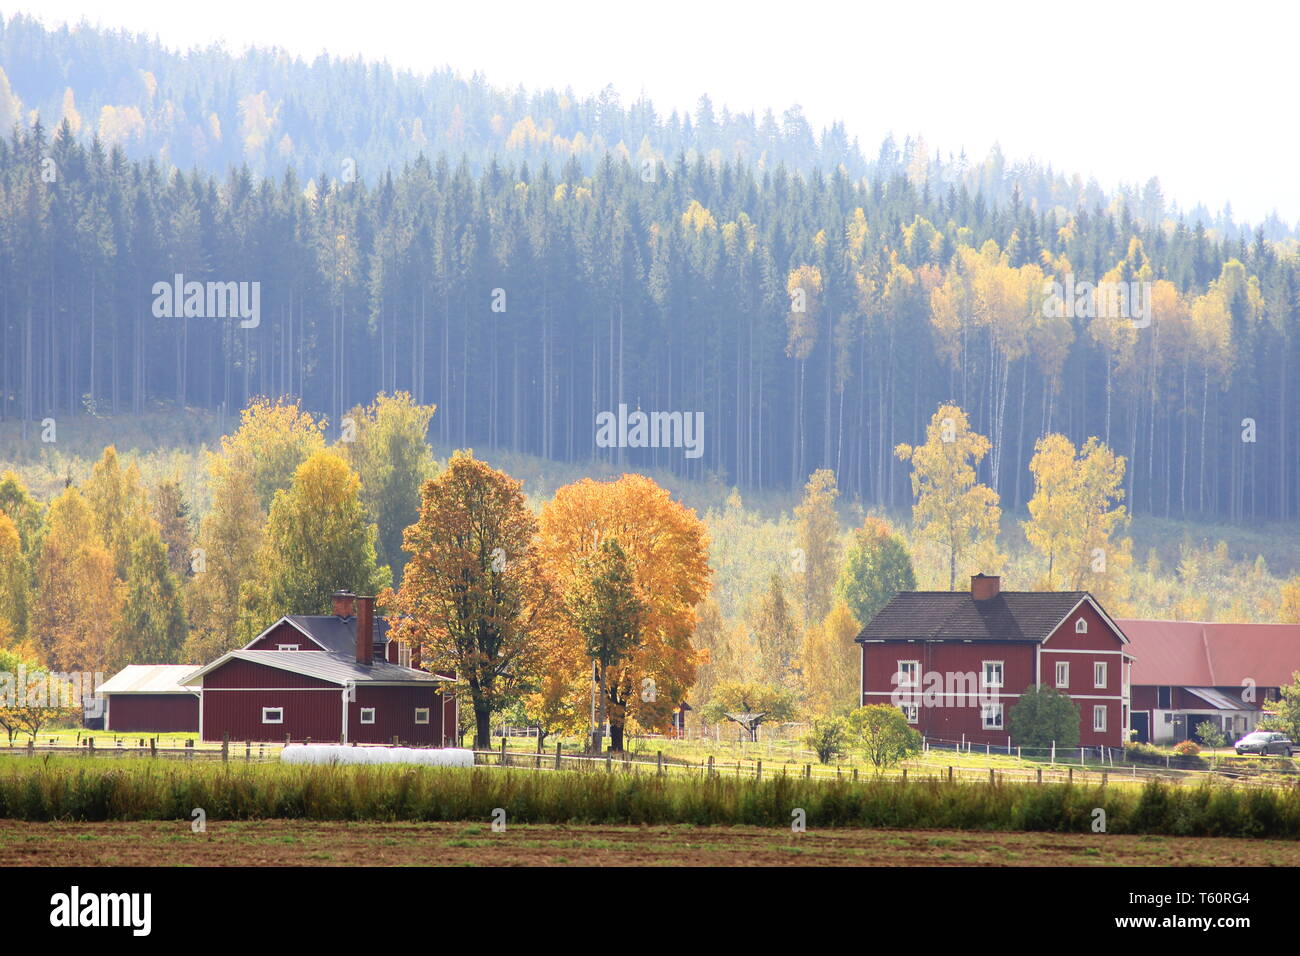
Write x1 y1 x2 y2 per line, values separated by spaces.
359 707 376 725
982 702 1004 730
261 707 284 724
414 707 430 725
1094 661 1107 689
900 703 918 725
982 660 1004 689
1055 660 1069 689
276 643 300 651
1075 618 1088 634
1093 705 1107 732
896 660 920 687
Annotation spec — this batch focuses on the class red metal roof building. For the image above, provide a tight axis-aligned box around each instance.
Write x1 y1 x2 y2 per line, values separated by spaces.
1118 619 1300 744
856 575 1133 748
183 592 458 745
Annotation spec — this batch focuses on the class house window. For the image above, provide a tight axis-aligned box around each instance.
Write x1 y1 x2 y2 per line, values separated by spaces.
982 661 1003 689
896 661 920 687
1094 662 1107 689
900 703 918 725
276 644 300 651
359 708 376 725
1093 705 1107 732
1075 618 1088 634
414 707 431 725
398 642 412 668
1157 686 1172 709
261 707 283 724
1055 661 1069 689
982 703 1004 730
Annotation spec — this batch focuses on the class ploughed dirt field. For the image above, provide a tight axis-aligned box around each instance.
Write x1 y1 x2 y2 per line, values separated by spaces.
1 820 1298 866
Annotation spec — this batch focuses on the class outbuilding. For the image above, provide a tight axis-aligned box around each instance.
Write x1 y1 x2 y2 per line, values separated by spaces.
94 665 202 733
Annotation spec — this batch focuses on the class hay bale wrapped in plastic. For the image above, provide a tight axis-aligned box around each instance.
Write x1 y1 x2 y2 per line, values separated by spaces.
281 744 474 767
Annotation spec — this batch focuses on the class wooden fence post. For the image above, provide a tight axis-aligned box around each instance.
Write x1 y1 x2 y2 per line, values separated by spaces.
605 752 612 773
221 733 229 763
947 766 953 783
657 750 664 776
756 759 762 780
500 737 507 767
150 737 156 757
707 755 714 777
1101 771 1108 787
989 768 995 785
1068 767 1074 784
555 741 562 771
901 768 906 783
1036 768 1042 784
26 738 34 757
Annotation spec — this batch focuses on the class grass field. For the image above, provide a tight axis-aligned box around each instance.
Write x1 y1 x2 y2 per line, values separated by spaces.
3 819 1298 867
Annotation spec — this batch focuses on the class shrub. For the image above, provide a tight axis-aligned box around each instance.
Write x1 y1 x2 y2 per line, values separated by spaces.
1008 685 1080 750
1194 720 1226 749
804 717 849 764
1174 740 1201 756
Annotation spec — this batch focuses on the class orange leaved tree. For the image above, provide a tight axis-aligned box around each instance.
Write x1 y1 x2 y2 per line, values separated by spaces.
387 452 557 750
539 474 712 751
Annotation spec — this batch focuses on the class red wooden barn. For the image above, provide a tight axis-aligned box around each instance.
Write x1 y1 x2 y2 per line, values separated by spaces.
856 574 1132 748
183 592 457 745
96 665 201 732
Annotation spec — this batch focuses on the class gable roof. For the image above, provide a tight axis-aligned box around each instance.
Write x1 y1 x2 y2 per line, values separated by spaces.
181 650 452 687
1119 619 1300 688
246 614 391 655
96 665 202 695
856 590 1102 644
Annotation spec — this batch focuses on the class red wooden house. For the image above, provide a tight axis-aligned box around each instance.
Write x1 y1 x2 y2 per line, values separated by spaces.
856 575 1132 748
183 592 458 745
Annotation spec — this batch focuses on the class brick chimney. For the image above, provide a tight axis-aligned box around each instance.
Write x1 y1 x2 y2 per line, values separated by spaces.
355 595 374 665
332 590 356 618
970 574 1000 601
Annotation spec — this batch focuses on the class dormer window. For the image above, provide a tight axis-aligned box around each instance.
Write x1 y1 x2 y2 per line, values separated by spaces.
277 644 300 651
1075 618 1088 634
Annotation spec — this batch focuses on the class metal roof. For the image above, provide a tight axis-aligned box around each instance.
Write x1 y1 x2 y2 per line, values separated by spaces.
181 650 453 687
1119 619 1300 687
1184 686 1255 711
247 614 391 655
96 665 202 695
855 591 1095 643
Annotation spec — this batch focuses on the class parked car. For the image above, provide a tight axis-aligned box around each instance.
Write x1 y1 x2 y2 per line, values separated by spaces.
1234 731 1296 756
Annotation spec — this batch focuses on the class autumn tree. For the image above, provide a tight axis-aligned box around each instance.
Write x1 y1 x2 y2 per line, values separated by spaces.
0 513 29 647
895 404 1002 590
0 646 78 743
213 397 328 512
241 450 389 635
836 516 916 626
743 571 801 690
338 391 438 583
116 534 188 665
801 599 861 717
539 474 711 751
150 478 193 577
699 680 797 740
185 467 264 661
565 539 644 753
793 468 841 626
0 471 42 554
388 452 557 750
82 446 151 575
1025 434 1130 592
30 488 122 672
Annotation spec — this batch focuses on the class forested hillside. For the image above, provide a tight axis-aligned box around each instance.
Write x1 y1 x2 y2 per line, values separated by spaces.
2 113 1299 524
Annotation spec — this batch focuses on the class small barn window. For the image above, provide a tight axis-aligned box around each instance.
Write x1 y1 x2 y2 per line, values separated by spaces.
261 707 284 724
414 707 431 725
359 708 376 725
982 661 1003 688
981 703 1004 730
896 661 919 687
1094 661 1107 688
1093 706 1107 732
277 644 300 651
1075 618 1088 634
1055 661 1069 688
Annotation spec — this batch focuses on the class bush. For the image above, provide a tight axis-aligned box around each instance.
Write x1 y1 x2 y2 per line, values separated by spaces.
1194 720 1226 749
1174 740 1201 756
846 705 922 771
1008 685 1080 750
804 717 849 764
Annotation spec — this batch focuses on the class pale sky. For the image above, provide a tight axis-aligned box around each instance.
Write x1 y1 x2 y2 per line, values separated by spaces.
16 0 1299 224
